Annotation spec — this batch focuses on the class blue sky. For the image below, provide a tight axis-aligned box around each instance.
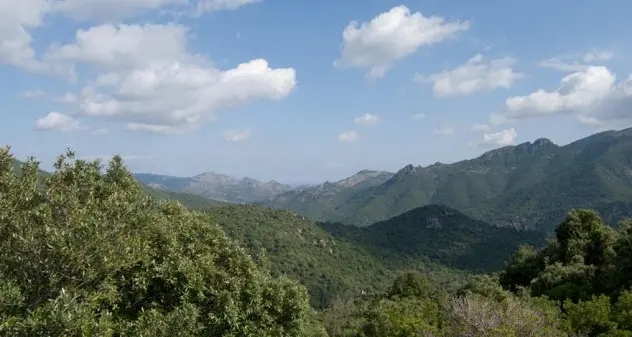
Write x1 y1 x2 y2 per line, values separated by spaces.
1 0 632 184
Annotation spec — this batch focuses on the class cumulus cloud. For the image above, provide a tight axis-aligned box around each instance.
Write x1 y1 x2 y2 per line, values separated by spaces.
35 112 81 132
434 125 455 136
354 113 380 125
498 66 632 129
0 0 50 72
471 123 491 132
415 54 523 97
338 130 358 143
410 113 426 120
334 5 469 78
56 92 78 103
44 24 191 69
40 23 296 134
479 128 517 147
223 128 251 142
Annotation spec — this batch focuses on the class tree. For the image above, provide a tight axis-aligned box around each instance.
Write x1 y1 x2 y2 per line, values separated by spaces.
0 148 313 336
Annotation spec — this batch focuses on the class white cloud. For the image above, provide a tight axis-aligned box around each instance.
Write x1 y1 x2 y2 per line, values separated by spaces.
539 50 614 73
471 123 491 132
0 0 49 72
479 128 517 147
338 130 358 143
410 113 426 120
44 24 190 69
35 112 81 132
41 23 296 134
583 50 614 62
20 89 47 99
415 54 523 97
434 125 455 136
499 66 632 129
334 5 470 78
354 113 380 125
223 128 251 142
538 58 589 73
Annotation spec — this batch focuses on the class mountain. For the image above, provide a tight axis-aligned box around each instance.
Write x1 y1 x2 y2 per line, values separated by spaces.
134 171 293 203
263 128 632 230
260 169 394 221
204 204 468 308
320 205 547 273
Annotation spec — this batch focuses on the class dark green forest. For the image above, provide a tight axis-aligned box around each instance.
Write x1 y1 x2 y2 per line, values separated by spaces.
2 147 632 336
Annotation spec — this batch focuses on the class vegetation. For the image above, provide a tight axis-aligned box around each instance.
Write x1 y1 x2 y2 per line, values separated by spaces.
204 205 467 309
320 205 546 272
321 209 632 336
0 148 318 336
264 128 632 231
5 146 632 336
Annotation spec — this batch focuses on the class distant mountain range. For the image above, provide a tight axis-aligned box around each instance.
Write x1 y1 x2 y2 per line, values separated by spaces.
258 169 394 220
264 127 632 231
134 171 294 203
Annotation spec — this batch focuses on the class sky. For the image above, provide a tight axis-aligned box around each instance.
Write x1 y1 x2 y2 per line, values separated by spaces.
1 0 632 185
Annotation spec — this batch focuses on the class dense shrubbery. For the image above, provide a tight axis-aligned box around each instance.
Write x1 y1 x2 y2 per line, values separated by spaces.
0 148 317 336
320 209 632 336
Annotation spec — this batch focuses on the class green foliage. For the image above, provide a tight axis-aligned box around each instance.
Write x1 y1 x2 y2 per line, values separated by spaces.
500 209 632 336
0 148 313 336
203 205 466 309
322 272 567 337
321 205 546 273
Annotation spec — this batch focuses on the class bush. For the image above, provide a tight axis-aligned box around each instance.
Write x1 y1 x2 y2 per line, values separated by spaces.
0 148 313 336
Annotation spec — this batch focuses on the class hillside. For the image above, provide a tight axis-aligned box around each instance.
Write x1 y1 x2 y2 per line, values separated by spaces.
320 205 547 273
134 171 293 203
203 204 466 308
265 128 632 230
260 170 394 221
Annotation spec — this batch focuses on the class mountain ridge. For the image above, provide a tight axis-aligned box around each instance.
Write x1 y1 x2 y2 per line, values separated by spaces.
263 127 632 230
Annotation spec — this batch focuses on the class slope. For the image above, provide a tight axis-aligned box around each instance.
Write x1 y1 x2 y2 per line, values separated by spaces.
203 204 466 309
320 205 547 273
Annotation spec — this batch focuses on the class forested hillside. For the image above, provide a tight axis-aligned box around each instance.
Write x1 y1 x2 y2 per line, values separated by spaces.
264 128 632 231
320 205 546 272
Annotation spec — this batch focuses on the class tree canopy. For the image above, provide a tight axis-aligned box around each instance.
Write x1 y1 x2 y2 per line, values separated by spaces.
0 148 315 336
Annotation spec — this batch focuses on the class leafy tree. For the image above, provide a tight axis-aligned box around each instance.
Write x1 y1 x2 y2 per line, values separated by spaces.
0 148 313 336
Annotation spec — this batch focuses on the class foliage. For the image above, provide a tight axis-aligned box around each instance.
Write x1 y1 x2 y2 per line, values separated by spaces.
500 209 632 336
204 205 467 309
321 205 546 272
322 271 567 337
0 148 314 336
